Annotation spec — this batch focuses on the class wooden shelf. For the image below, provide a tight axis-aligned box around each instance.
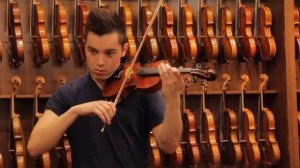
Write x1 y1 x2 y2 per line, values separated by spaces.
187 90 278 95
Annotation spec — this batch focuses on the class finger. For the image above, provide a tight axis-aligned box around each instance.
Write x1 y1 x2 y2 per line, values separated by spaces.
105 101 117 116
100 102 115 119
94 108 107 124
96 105 112 124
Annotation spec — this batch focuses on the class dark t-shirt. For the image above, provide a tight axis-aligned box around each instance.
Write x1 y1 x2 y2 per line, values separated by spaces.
45 73 165 168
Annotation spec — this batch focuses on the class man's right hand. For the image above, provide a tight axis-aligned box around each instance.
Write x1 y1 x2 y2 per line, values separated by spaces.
73 100 116 125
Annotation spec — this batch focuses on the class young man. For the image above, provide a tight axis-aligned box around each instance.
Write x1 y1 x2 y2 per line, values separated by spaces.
27 8 184 167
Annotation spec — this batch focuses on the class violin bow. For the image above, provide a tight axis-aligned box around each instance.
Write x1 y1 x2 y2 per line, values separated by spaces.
101 0 164 132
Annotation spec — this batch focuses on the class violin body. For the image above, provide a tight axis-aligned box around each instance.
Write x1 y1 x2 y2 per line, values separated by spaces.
149 132 162 168
10 114 26 168
294 7 300 60
76 1 89 62
120 5 137 62
239 5 256 59
220 7 237 60
161 5 179 63
32 2 50 65
201 6 218 60
201 108 220 167
258 5 276 60
54 1 71 63
222 108 242 165
181 5 198 61
260 107 280 165
8 1 24 65
141 5 159 63
63 134 72 168
183 109 201 166
241 108 260 166
0 152 3 168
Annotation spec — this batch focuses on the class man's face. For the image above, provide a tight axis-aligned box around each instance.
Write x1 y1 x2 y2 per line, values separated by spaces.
85 31 128 84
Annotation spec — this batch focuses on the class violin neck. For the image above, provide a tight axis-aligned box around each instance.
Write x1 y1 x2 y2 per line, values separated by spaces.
136 67 193 75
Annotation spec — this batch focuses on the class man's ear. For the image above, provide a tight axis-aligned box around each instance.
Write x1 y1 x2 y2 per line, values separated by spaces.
122 43 129 57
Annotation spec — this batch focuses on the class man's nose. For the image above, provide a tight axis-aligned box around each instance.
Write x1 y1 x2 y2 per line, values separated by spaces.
97 55 105 66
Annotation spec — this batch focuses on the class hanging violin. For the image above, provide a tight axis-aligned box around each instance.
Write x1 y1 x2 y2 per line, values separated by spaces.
74 0 89 62
53 0 71 63
201 1 219 60
140 4 159 63
0 152 3 168
120 4 137 62
294 7 300 60
180 2 198 61
30 0 50 66
161 4 179 63
219 6 237 61
198 80 220 167
219 74 242 166
239 75 260 166
254 0 276 61
9 76 26 168
32 76 51 168
257 74 280 166
237 0 256 60
7 0 24 66
182 86 200 167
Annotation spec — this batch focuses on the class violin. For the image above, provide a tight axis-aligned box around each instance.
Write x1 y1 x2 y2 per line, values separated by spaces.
182 87 200 166
201 5 219 60
102 60 216 99
294 7 300 60
141 5 159 63
0 152 3 168
149 132 161 168
75 0 89 62
298 112 300 152
52 76 72 168
238 3 256 59
219 7 237 60
258 74 280 165
9 76 26 168
8 0 24 66
53 0 71 63
220 74 242 166
120 4 137 62
0 42 2 62
257 2 276 61
32 76 51 168
180 4 198 61
239 75 260 166
31 0 50 65
198 80 220 167
161 4 179 63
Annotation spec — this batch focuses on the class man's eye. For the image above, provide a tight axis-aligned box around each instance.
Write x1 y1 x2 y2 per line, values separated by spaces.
106 51 115 56
89 49 98 55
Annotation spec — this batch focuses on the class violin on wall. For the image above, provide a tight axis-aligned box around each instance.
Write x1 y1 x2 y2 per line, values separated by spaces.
32 76 51 168
9 76 26 168
258 74 280 166
140 5 159 63
198 80 220 167
239 75 260 166
7 0 24 66
120 4 137 62
75 0 89 62
220 74 242 166
31 0 50 66
161 4 179 63
180 3 198 62
53 0 71 63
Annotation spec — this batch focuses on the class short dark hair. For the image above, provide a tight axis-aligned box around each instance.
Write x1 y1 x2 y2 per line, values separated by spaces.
84 8 127 45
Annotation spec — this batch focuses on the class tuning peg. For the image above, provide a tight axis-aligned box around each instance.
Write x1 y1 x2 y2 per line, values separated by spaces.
195 63 202 69
205 66 209 70
191 76 197 83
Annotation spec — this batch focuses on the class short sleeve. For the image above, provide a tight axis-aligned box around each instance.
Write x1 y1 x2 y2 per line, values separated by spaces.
143 91 165 131
45 85 73 116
